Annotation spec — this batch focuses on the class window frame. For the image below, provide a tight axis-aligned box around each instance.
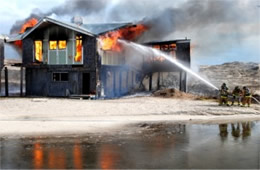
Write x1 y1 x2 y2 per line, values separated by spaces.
34 40 43 62
52 72 69 82
49 40 58 50
58 40 67 50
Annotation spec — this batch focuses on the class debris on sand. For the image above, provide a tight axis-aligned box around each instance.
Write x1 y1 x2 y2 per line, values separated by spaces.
153 88 197 99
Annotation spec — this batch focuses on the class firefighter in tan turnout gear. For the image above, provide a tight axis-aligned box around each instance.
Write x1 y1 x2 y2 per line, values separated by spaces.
242 86 252 107
231 86 242 106
219 83 229 106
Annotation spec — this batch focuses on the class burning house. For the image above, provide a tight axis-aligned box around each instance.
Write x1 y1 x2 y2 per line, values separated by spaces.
5 17 190 98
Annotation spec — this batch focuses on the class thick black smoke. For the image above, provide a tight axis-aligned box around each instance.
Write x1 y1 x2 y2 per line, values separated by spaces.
49 0 108 16
141 0 257 41
10 13 43 34
10 0 109 34
11 0 257 37
9 0 259 59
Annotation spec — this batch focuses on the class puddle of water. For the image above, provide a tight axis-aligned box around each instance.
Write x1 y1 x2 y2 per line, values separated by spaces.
0 121 259 169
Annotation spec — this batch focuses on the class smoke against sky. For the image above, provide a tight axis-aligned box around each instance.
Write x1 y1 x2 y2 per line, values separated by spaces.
1 0 259 65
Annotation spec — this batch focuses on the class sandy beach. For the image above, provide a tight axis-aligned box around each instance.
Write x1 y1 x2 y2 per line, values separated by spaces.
0 97 260 137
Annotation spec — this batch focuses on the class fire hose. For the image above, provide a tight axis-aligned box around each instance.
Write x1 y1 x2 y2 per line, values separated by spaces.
252 97 260 105
226 94 260 105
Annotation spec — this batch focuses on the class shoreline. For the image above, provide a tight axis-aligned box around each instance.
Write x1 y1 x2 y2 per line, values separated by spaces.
0 97 259 138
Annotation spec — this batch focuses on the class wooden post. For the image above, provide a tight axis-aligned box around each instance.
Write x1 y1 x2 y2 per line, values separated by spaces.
157 72 160 90
179 71 187 92
113 71 116 97
149 73 153 91
20 66 23 97
131 71 134 89
103 69 107 97
119 71 122 95
126 70 129 91
0 69 1 96
4 67 8 97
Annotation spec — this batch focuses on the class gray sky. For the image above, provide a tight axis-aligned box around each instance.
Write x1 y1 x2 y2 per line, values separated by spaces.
0 0 64 34
0 0 259 66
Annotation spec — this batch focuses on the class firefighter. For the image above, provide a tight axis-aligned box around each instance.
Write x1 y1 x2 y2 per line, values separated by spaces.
242 86 252 107
231 86 242 106
219 83 229 106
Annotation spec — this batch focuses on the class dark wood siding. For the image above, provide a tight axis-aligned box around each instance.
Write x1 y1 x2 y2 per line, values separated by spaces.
83 36 97 69
22 38 34 65
0 40 4 70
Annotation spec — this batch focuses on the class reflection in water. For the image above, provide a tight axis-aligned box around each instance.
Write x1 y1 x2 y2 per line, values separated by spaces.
0 122 259 169
99 145 120 170
33 142 67 169
48 149 55 169
47 148 66 169
219 122 252 140
219 124 228 139
242 122 251 138
231 123 240 138
33 143 43 169
73 142 83 169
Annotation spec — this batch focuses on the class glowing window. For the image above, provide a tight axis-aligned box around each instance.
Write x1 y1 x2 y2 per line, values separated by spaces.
74 36 82 62
58 40 66 49
34 41 42 62
49 41 57 50
153 45 160 49
169 44 177 50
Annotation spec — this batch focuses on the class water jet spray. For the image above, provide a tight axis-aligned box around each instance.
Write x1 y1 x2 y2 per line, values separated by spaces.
118 39 219 91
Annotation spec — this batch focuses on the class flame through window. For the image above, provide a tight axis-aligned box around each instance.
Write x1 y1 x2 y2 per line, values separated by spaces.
34 40 42 62
49 41 57 50
49 40 67 50
74 36 82 62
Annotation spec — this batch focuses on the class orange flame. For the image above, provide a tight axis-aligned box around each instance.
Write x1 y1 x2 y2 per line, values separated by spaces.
19 18 38 34
99 24 148 52
35 40 43 62
74 36 82 62
14 40 22 48
14 18 38 48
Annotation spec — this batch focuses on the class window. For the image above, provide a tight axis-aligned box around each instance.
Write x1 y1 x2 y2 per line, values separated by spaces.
49 40 67 50
58 40 67 49
49 41 57 50
34 40 42 62
60 73 69 81
52 73 69 82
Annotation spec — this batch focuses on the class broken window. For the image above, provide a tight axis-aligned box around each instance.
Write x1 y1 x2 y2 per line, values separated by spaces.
50 40 67 50
169 44 177 50
74 36 82 62
52 73 69 82
49 41 57 50
34 40 42 62
58 40 67 50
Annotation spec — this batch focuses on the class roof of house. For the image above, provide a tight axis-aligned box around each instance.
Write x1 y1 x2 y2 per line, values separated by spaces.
6 17 133 43
82 23 132 35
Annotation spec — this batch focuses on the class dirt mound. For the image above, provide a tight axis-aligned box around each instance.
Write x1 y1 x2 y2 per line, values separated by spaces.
153 88 197 99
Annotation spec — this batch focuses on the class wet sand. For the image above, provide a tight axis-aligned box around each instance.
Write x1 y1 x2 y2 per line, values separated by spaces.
0 97 259 137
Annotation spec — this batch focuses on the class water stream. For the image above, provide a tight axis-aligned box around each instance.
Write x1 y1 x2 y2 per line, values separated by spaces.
119 40 219 90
